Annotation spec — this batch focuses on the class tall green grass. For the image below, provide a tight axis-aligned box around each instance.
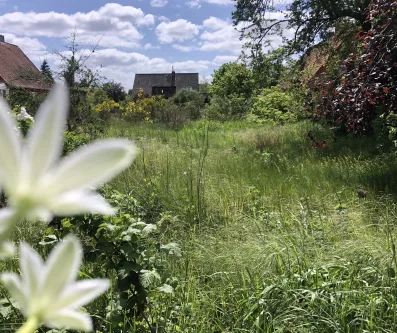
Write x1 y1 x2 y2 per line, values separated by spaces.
100 119 397 332
3 118 397 332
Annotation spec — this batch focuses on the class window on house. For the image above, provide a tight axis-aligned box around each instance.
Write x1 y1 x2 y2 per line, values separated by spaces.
186 86 192 90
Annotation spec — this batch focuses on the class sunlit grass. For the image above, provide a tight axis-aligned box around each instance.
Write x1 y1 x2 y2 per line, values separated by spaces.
99 118 397 331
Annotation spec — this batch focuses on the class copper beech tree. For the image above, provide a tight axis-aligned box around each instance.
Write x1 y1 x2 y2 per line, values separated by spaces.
316 0 397 134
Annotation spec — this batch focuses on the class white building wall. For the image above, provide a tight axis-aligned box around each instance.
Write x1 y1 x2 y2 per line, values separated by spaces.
0 83 9 98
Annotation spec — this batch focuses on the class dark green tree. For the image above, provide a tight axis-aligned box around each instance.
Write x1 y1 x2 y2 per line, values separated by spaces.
232 0 371 54
40 60 54 83
102 81 126 102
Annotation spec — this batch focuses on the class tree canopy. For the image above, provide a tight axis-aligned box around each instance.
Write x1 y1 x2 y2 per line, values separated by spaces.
232 0 371 54
211 62 254 99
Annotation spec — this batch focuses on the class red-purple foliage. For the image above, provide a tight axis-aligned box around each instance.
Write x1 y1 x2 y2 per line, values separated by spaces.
318 0 397 134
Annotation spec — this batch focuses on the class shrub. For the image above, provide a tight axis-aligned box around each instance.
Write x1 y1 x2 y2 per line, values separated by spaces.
153 101 191 126
205 94 252 121
87 88 109 107
7 87 46 115
48 187 180 331
172 89 205 120
68 88 99 130
95 99 122 119
173 89 203 104
123 101 152 122
250 86 300 124
62 131 91 155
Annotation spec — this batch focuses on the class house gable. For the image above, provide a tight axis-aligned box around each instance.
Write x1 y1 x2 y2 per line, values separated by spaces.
0 37 51 91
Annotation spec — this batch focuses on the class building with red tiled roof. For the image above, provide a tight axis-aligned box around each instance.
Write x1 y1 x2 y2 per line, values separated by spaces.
0 34 51 98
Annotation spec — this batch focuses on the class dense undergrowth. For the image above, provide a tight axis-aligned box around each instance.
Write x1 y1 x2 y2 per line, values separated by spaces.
3 119 397 332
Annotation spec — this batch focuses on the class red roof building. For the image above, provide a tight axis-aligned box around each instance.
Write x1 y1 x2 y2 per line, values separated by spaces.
0 34 51 97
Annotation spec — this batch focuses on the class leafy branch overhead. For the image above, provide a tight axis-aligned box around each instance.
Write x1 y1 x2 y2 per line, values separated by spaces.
233 0 371 54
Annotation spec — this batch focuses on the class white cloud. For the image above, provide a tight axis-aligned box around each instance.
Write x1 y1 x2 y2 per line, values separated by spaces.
157 15 169 22
144 43 160 50
213 55 238 65
203 0 233 4
150 0 168 7
203 17 230 30
186 0 233 7
0 3 154 49
156 19 200 43
200 18 244 54
200 74 213 83
186 0 201 8
172 44 195 52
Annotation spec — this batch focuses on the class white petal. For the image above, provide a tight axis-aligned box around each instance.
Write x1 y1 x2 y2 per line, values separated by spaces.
0 209 16 259
25 207 53 224
43 235 81 300
19 243 44 299
0 241 15 259
0 273 27 313
45 309 92 332
49 191 116 216
0 99 21 192
25 84 68 185
43 140 136 195
0 209 16 235
54 279 109 311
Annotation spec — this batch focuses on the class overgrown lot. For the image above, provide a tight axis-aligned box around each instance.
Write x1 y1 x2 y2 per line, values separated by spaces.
3 119 395 332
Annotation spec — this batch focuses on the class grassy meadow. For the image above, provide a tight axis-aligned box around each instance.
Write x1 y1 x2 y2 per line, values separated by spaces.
102 119 397 332
3 118 397 332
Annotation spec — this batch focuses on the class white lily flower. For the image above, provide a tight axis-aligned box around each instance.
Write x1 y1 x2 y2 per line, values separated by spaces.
0 84 136 222
1 234 109 332
0 209 16 259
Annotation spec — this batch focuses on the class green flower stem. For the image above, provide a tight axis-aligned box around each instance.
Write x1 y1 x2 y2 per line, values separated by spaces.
16 316 39 333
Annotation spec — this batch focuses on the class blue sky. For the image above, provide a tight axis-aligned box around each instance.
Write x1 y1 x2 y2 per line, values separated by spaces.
0 0 289 89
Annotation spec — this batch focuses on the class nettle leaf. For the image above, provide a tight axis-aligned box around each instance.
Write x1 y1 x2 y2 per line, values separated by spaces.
140 269 161 288
97 223 118 233
131 220 146 227
120 243 140 261
39 234 58 246
142 224 157 236
158 284 174 295
161 242 182 257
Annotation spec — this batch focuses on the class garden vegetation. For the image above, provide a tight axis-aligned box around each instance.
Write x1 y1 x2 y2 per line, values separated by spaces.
1 0 397 332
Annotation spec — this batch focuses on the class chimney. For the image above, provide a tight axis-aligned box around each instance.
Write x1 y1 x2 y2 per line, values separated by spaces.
171 67 176 87
0 35 4 43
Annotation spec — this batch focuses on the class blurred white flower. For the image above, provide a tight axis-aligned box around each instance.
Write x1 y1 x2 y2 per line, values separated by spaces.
0 210 16 259
0 84 137 222
17 107 34 122
1 235 109 332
